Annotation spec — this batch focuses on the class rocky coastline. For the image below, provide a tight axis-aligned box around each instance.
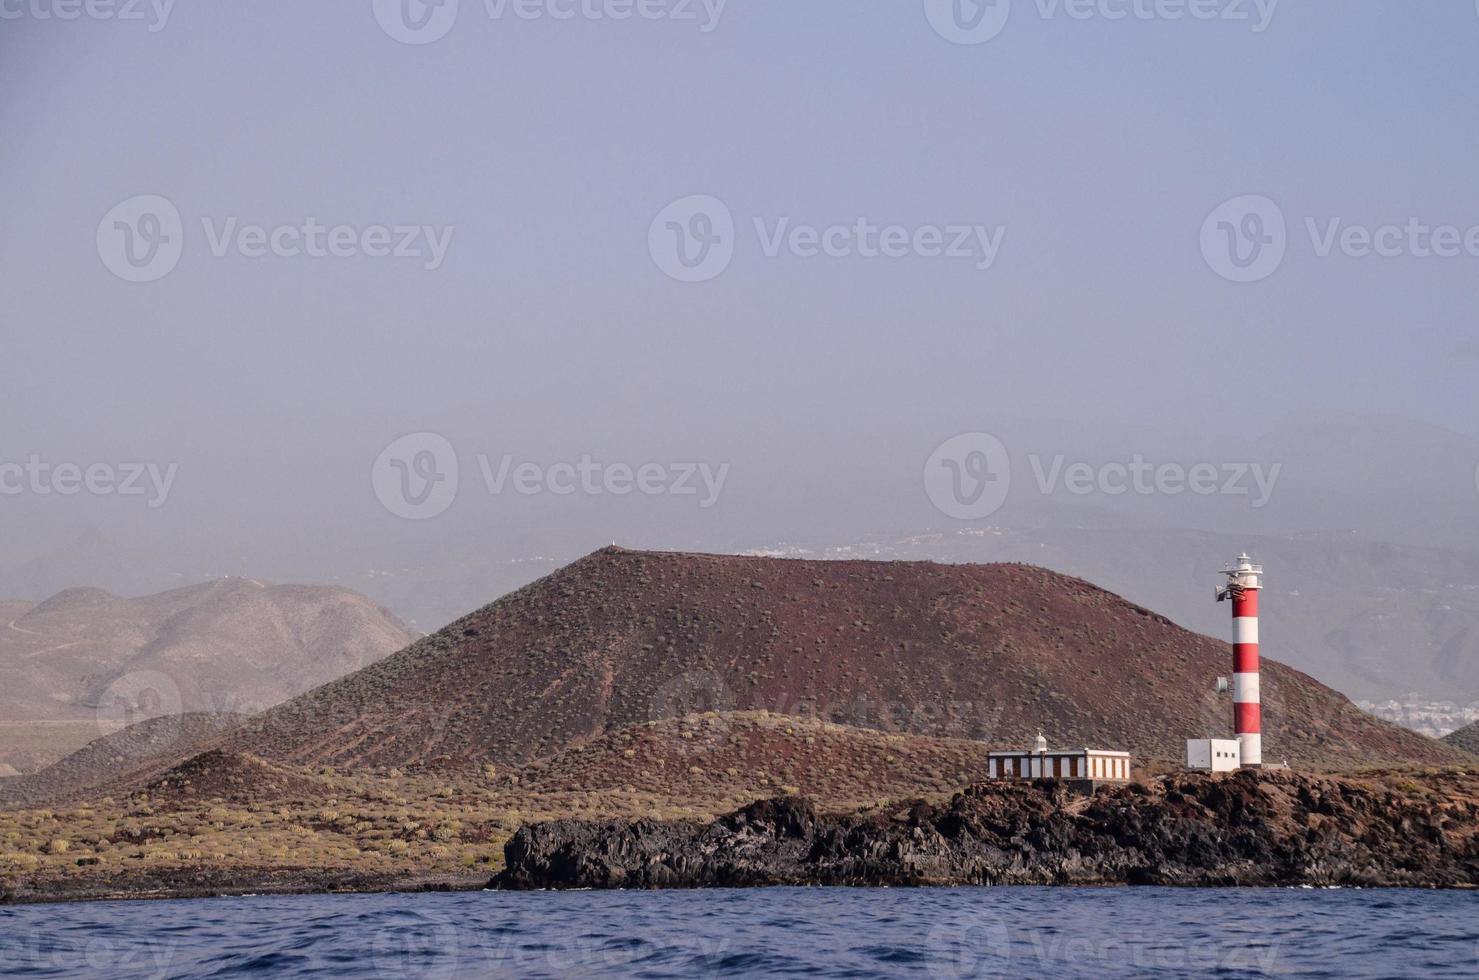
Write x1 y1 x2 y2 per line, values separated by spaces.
492 770 1479 890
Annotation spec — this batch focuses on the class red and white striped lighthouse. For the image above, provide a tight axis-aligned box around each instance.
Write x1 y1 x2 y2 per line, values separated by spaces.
1217 554 1263 768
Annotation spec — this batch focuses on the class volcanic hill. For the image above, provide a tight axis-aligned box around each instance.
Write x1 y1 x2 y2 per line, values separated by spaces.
1445 721 1479 755
234 548 1460 772
515 711 997 808
0 713 243 807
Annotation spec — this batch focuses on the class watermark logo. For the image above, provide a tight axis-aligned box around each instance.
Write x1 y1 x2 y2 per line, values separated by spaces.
200 217 454 270
0 929 177 978
925 0 1011 45
926 915 1011 978
98 196 454 282
1204 195 1479 283
375 0 726 44
371 909 461 980
755 217 1004 270
373 0 460 45
926 0 1278 44
649 194 1007 282
1030 454 1281 507
484 0 727 30
0 456 179 508
1305 216 1479 261
373 433 460 520
1201 194 1287 282
648 670 737 754
0 0 176 32
372 437 730 518
924 433 1012 520
649 195 736 283
1031 0 1277 30
97 195 184 283
477 454 729 506
924 436 1282 518
94 669 182 735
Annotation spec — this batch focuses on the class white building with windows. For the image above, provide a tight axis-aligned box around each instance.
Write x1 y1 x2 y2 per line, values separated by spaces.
988 734 1132 783
1186 738 1242 772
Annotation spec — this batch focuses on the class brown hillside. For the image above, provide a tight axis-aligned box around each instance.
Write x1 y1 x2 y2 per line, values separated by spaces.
141 750 334 807
0 578 418 776
1445 721 1479 755
0 713 243 807
517 711 997 807
236 548 1466 772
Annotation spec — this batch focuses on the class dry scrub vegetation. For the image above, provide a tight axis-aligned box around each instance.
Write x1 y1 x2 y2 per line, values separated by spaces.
0 712 1012 899
1 729 1473 902
0 769 600 897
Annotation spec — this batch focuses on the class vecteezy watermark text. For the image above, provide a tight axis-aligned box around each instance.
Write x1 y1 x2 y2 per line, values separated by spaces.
1029 454 1280 506
372 433 730 519
926 915 1281 976
1201 194 1479 283
755 218 1004 270
649 195 1006 282
0 456 178 508
201 218 454 270
0 927 177 979
478 454 728 505
924 0 1278 45
483 0 725 27
373 0 727 45
924 432 1281 520
0 0 175 31
97 195 454 283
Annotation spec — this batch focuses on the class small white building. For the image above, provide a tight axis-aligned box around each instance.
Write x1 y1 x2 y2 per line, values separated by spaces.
988 734 1132 783
1186 738 1242 772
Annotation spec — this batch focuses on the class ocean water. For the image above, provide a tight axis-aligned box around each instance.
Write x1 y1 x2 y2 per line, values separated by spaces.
0 887 1474 978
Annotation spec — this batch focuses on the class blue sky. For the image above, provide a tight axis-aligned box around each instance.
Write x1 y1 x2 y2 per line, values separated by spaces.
2 0 1478 568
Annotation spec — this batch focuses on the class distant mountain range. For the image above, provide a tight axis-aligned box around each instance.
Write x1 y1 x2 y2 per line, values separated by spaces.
6 409 1477 712
0 577 417 773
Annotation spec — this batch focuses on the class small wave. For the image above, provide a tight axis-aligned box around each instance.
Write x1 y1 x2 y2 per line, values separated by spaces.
0 888 1474 979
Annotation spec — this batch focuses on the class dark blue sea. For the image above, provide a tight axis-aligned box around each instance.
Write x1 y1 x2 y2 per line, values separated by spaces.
0 887 1473 978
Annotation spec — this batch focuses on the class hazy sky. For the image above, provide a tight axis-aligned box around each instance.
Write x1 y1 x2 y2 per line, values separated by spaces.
3 1 1479 578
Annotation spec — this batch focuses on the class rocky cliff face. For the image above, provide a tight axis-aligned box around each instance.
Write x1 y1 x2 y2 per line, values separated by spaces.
492 769 1479 890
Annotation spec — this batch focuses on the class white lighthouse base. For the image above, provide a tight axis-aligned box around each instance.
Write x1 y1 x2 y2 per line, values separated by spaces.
1238 733 1262 768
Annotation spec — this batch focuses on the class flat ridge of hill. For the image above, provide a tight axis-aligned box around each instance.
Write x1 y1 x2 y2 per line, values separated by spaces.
235 548 1464 772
